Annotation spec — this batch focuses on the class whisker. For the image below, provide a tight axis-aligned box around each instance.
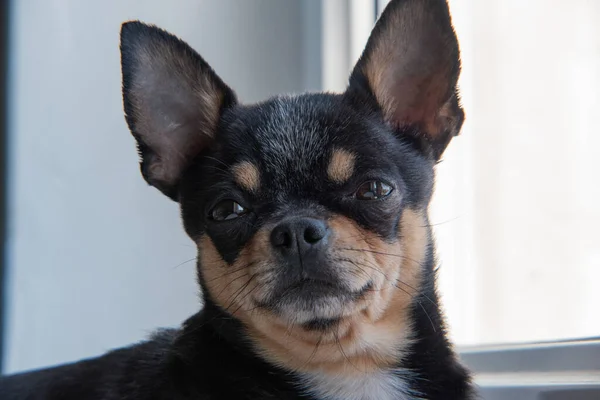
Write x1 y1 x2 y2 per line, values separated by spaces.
171 257 197 270
201 155 230 168
198 165 229 175
335 231 384 241
420 216 461 228
228 283 260 317
214 271 252 299
334 329 361 373
339 247 426 269
182 277 264 339
334 256 438 308
304 333 324 368
203 264 254 284
384 281 436 332
395 280 436 307
415 299 437 333
223 274 257 313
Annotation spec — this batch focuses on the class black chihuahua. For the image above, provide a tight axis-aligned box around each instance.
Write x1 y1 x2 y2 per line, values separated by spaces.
0 0 474 398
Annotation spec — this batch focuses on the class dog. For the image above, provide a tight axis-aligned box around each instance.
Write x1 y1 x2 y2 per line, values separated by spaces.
0 0 474 398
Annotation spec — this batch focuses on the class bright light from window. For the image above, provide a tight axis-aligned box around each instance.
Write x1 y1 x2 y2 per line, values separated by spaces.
359 0 600 346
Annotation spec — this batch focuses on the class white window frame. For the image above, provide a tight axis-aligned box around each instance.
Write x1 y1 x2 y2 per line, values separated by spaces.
460 338 600 398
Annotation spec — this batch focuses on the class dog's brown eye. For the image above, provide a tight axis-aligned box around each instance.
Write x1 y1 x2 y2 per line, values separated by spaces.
211 200 247 221
355 181 393 200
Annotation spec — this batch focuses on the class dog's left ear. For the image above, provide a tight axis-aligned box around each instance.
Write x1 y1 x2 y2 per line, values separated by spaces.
120 21 236 200
348 0 463 160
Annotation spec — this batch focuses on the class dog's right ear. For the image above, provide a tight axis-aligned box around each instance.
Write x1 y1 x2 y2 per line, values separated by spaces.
120 21 236 200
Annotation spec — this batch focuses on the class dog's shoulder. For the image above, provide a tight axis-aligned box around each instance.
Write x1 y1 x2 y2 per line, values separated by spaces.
0 317 306 400
0 328 181 400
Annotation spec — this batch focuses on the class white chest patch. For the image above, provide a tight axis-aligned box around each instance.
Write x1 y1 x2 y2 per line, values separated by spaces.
299 369 417 400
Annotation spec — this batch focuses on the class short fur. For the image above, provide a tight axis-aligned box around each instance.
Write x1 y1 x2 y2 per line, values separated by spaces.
0 0 474 399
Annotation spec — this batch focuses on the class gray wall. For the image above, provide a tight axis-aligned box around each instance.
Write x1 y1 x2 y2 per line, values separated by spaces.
3 0 321 373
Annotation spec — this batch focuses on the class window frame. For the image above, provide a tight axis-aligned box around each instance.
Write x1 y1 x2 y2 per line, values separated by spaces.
460 338 600 398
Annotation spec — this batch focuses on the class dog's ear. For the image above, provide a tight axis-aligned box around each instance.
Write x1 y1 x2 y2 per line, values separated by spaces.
348 0 463 160
120 21 236 200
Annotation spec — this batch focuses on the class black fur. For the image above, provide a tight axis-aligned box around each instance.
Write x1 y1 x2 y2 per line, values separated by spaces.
0 0 474 398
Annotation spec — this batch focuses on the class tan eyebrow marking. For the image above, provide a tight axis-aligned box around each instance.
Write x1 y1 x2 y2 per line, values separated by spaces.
231 161 260 193
327 148 356 184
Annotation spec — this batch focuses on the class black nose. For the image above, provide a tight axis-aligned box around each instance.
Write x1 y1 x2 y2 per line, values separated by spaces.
270 217 329 257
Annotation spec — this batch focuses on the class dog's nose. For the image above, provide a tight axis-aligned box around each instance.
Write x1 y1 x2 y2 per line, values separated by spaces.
270 217 329 258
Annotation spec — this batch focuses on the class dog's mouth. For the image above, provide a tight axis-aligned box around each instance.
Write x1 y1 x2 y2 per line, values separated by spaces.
255 278 374 325
282 278 369 298
265 278 372 303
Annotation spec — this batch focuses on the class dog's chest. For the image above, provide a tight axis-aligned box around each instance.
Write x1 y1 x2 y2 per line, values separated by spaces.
299 370 415 400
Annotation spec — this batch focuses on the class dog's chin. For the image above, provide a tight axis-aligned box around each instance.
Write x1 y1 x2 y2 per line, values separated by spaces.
257 279 373 326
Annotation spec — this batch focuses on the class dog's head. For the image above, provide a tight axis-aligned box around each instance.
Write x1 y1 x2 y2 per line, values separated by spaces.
120 0 461 373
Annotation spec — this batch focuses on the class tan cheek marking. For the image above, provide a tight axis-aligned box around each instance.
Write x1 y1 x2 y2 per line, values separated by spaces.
327 149 356 184
198 229 271 317
231 161 260 193
243 209 429 375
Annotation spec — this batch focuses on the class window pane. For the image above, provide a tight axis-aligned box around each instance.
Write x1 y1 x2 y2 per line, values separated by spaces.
434 0 600 345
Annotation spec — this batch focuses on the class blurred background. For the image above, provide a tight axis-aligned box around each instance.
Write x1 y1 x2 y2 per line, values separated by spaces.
0 0 598 375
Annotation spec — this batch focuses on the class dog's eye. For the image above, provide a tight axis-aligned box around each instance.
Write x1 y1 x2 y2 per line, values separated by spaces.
211 200 248 221
355 181 393 200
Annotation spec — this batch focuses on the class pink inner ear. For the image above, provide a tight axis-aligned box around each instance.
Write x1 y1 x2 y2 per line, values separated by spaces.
353 0 462 155
121 22 232 196
145 123 207 189
388 69 455 134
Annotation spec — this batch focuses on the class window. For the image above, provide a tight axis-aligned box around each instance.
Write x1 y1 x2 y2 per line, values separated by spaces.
344 0 600 397
432 0 600 348
337 0 600 349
